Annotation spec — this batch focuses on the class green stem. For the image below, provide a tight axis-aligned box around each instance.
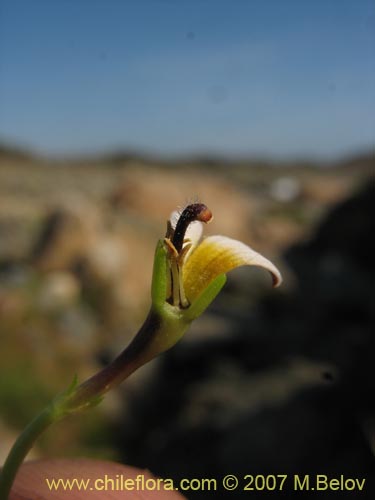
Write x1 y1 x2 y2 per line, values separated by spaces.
65 309 162 409
0 406 54 499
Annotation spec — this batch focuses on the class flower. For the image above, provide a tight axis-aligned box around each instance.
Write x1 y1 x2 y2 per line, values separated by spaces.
151 203 282 326
70 203 282 398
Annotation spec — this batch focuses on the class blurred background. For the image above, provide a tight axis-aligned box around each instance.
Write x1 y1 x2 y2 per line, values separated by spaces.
0 0 374 498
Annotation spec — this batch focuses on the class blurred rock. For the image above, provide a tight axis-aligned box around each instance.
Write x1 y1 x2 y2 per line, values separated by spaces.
30 197 136 325
300 175 352 204
31 198 101 272
86 237 128 284
270 176 301 202
36 271 80 311
56 305 97 351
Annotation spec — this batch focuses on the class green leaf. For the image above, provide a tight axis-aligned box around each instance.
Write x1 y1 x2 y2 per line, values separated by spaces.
65 374 79 395
151 240 168 311
184 274 227 321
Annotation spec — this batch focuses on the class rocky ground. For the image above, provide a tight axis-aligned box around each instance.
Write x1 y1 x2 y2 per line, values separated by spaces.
0 148 373 496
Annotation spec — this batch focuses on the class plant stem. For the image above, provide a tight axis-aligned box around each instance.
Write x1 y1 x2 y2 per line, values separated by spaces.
0 406 54 499
64 309 163 412
0 308 171 500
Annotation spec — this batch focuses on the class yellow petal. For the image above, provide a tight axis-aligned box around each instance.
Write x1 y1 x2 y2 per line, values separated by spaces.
183 235 282 302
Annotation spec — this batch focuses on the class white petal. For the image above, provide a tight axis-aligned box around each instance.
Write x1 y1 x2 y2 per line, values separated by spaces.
169 210 203 249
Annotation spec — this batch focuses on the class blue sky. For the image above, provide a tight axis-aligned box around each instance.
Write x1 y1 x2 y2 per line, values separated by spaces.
0 0 374 159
